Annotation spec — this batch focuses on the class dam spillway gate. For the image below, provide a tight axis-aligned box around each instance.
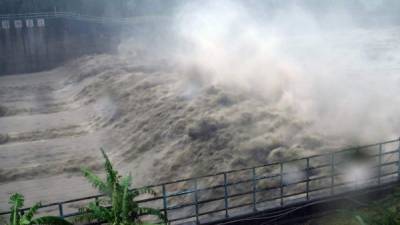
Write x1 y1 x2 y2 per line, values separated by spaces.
0 11 149 76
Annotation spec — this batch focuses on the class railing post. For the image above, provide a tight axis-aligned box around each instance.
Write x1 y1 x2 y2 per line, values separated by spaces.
95 196 99 206
194 179 200 225
306 157 310 200
330 152 335 195
223 172 229 218
162 184 168 222
58 203 64 218
378 144 383 185
280 162 284 206
252 168 257 212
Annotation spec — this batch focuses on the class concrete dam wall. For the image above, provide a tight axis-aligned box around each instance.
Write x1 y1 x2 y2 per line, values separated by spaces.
0 15 122 76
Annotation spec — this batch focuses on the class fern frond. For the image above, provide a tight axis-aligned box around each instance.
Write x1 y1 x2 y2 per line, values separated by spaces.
132 187 157 199
79 148 165 225
87 202 113 222
81 167 109 194
22 202 41 222
9 193 24 225
120 174 132 190
137 207 166 222
122 181 132 221
73 208 93 224
9 193 24 209
100 148 118 186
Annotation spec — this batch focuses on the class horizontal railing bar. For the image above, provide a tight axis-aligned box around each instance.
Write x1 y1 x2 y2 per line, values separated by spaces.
282 190 307 199
167 215 196 223
168 181 315 212
0 190 163 216
167 183 229 198
255 186 281 194
255 173 281 181
338 139 399 152
62 211 82 218
333 171 398 187
0 12 169 25
333 149 399 166
0 11 57 16
170 201 280 225
309 174 333 181
376 171 399 179
166 189 196 198
284 179 308 186
196 196 227 206
309 185 332 193
255 177 381 205
168 189 263 211
192 201 257 220
376 160 399 168
166 202 196 211
267 194 302 204
226 162 282 176
373 149 400 157
310 163 332 170
166 173 283 198
255 197 293 207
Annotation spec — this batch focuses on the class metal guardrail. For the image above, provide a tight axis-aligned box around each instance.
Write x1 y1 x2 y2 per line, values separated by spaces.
1 138 400 224
0 11 168 25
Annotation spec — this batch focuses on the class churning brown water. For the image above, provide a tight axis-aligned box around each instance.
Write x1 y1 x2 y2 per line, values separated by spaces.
1 1 400 212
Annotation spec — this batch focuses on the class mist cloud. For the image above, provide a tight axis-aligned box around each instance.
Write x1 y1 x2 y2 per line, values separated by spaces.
170 0 400 145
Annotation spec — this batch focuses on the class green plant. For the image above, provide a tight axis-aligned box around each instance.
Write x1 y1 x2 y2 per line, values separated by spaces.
354 207 400 225
355 215 368 225
78 148 166 225
7 193 72 225
353 190 400 225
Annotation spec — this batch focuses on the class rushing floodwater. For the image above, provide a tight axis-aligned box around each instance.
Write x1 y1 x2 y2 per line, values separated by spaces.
1 25 400 212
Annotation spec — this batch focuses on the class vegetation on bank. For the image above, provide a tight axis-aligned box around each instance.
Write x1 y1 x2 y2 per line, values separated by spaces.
77 149 165 225
1 149 165 225
311 189 400 225
6 193 72 225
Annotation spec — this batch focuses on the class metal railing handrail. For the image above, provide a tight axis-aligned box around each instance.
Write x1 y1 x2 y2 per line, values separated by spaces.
1 138 399 225
0 11 169 24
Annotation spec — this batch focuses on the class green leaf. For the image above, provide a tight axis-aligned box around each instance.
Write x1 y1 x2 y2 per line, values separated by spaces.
74 207 97 223
78 148 166 225
31 216 73 225
120 174 132 190
21 202 41 222
9 193 24 225
132 187 156 199
137 207 166 222
122 180 130 221
81 167 109 194
355 215 368 225
9 193 24 209
100 148 118 187
86 202 113 222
